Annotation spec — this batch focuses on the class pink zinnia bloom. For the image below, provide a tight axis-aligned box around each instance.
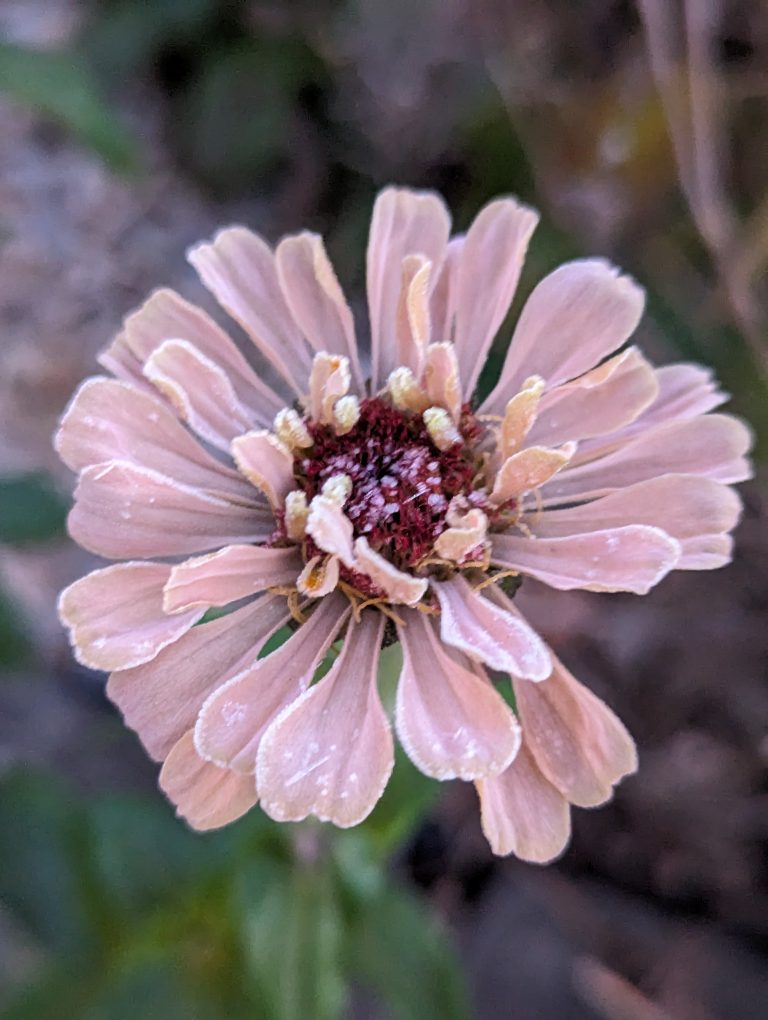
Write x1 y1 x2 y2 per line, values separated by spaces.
57 188 751 862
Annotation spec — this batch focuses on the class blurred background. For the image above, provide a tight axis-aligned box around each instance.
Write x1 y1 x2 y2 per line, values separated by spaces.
0 1 767 1017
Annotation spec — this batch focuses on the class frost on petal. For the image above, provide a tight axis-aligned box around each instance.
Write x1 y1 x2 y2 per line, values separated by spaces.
423 342 462 421
257 611 393 827
489 444 575 505
163 544 302 613
395 255 432 375
395 611 521 781
476 741 570 863
353 537 427 605
160 731 257 831
483 259 645 413
307 353 351 425
231 430 294 509
513 654 637 808
68 461 272 560
195 593 350 772
306 496 355 568
297 554 340 597
432 576 551 680
58 562 203 671
498 376 545 459
107 593 290 761
434 505 488 564
491 526 680 594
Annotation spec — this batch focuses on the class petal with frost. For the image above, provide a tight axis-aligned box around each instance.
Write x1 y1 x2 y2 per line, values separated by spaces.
499 376 544 459
257 612 393 827
163 545 302 613
307 353 351 424
434 507 488 564
679 533 734 570
429 235 463 342
354 537 428 605
490 444 574 505
231 430 294 509
297 554 340 597
395 255 432 375
424 343 462 420
307 497 355 567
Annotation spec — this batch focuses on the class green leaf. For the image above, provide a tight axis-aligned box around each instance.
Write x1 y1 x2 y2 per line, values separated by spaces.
0 473 67 545
0 583 32 667
0 44 140 174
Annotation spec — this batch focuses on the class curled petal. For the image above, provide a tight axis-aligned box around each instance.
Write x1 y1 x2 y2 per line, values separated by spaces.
257 612 393 827
424 342 462 421
59 562 203 671
499 376 545 459
308 353 351 424
307 496 355 568
490 443 575 505
231 430 294 509
297 554 340 597
396 611 521 781
160 731 257 831
434 506 488 564
353 537 427 605
396 255 432 375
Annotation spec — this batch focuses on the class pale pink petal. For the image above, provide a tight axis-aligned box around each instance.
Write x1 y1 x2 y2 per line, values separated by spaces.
353 537 428 605
491 526 680 594
434 504 489 564
424 343 462 420
98 332 150 390
498 376 544 459
452 197 539 395
483 260 645 413
55 377 253 501
395 255 432 375
679 533 734 570
432 576 551 680
275 232 364 391
526 348 659 448
367 187 451 388
195 593 350 772
188 227 313 395
257 612 393 827
395 611 521 780
429 235 463 342
513 653 637 808
542 414 753 505
163 545 302 613
69 461 272 560
306 497 355 567
476 742 570 863
490 444 574 505
159 731 257 831
231 430 294 509
143 340 254 451
58 562 202 671
296 554 340 597
107 593 289 761
119 287 283 418
307 353 351 424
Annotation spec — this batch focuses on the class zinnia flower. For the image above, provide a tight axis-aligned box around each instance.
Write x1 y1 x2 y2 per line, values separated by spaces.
57 187 751 862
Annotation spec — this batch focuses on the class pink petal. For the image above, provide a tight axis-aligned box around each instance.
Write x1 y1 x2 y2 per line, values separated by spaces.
424 343 462 420
188 227 313 395
107 593 290 761
395 255 432 376
159 731 257 831
679 533 733 570
498 376 544 459
353 537 427 605
58 562 203 671
491 526 680 594
307 353 351 424
395 611 521 780
98 332 150 390
452 198 539 395
490 444 574 505
163 545 302 613
483 260 645 413
542 414 753 505
513 654 637 808
307 497 355 568
257 611 393 827
195 593 350 772
69 461 272 560
367 187 451 388
275 232 364 391
143 340 253 451
231 430 294 509
429 236 463 342
476 741 571 862
55 377 253 501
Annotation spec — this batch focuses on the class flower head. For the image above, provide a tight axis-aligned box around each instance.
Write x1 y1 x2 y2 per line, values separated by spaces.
57 187 751 861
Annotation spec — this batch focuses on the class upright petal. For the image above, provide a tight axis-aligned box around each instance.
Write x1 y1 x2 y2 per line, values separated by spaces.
498 376 544 459
58 562 203 671
423 343 462 420
159 731 257 831
257 611 393 827
395 255 432 375
163 545 302 613
429 235 463 342
195 593 350 772
490 444 575 505
395 611 521 780
307 496 355 567
483 260 644 412
231 430 295 509
107 593 289 761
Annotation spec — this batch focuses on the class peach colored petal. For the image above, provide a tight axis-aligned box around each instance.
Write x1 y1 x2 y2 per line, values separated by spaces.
429 235 463 342
68 461 272 560
307 353 351 424
527 348 659 448
143 339 253 451
434 503 489 564
483 260 645 413
490 444 575 505
395 255 432 375
107 593 289 761
476 741 570 862
195 593 350 772
231 430 294 509
432 576 551 680
257 612 393 827
424 342 462 420
118 287 284 417
188 227 312 395
498 376 545 459
513 653 637 808
55 377 252 501
452 197 539 395
352 537 428 605
491 526 680 594
306 496 355 568
163 545 302 613
395 611 521 780
159 731 257 831
296 554 340 597
367 187 451 387
542 414 753 505
275 232 363 391
58 562 203 671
